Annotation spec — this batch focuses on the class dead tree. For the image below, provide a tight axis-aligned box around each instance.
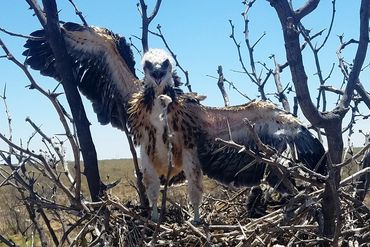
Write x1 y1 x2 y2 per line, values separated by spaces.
268 0 369 243
25 0 104 202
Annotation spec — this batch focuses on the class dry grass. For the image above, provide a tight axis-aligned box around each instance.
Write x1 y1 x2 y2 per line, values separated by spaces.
0 159 220 246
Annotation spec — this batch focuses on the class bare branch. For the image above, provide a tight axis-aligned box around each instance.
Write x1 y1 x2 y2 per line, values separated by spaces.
25 0 46 28
139 0 163 52
243 118 275 157
0 37 82 201
316 0 336 51
339 0 370 109
67 0 88 26
335 143 370 169
294 0 320 20
216 65 229 106
149 25 192 92
229 20 256 86
269 0 325 126
355 83 370 109
0 235 17 247
269 55 291 111
151 95 174 245
0 27 44 40
206 74 252 101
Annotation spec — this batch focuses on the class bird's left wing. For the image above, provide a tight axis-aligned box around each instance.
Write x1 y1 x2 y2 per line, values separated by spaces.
185 100 327 188
23 22 141 129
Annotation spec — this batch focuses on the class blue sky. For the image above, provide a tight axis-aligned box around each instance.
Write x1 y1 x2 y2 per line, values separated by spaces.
0 1 369 160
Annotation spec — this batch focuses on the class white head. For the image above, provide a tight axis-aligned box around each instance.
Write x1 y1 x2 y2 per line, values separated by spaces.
142 49 175 87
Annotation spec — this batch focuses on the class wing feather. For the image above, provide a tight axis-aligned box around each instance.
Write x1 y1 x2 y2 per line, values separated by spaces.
187 100 327 189
23 22 140 129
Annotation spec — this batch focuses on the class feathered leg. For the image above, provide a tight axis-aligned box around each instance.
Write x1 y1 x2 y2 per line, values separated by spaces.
182 148 203 224
140 146 160 221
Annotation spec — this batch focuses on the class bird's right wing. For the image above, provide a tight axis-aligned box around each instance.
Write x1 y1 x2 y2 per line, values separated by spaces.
23 22 141 129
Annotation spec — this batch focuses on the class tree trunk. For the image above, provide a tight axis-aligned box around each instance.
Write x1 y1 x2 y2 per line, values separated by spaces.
42 0 104 201
322 121 343 243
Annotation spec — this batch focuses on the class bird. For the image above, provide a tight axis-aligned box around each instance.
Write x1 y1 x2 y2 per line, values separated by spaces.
127 49 205 222
23 22 327 223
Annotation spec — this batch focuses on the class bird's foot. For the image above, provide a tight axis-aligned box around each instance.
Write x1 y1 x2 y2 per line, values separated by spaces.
191 218 202 226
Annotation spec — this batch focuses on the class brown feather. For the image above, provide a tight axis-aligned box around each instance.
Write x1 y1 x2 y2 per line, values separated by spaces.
128 89 201 180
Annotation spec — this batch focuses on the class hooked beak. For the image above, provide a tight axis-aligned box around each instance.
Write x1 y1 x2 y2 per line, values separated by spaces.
151 70 165 85
154 78 162 85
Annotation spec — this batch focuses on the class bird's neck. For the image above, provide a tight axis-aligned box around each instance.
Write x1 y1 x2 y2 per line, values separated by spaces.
144 83 178 101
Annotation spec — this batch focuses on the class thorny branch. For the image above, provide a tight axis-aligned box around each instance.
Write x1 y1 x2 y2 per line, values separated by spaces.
67 0 88 26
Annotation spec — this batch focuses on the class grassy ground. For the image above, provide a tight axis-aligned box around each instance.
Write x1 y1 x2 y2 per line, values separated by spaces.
0 159 220 246
97 159 218 200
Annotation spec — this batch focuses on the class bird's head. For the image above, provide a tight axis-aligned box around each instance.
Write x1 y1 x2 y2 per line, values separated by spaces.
142 49 175 88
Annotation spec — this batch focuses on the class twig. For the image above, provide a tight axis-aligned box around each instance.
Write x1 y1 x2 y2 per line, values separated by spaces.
0 235 17 247
185 221 207 240
242 118 275 156
270 55 291 112
316 0 336 51
0 27 44 40
335 143 370 168
340 167 370 186
0 132 76 202
228 20 259 90
216 65 229 106
206 74 251 101
119 105 149 208
25 0 47 27
0 38 82 200
67 0 88 26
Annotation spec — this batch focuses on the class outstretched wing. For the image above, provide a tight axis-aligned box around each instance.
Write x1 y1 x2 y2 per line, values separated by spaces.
188 100 327 189
23 22 141 129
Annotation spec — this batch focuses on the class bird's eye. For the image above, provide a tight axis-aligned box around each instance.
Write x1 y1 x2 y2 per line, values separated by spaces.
144 61 153 70
162 59 170 69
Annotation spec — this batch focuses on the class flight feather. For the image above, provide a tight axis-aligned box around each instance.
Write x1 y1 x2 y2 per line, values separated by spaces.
23 22 140 129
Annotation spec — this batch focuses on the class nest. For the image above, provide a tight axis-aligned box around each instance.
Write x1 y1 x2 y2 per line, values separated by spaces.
74 183 370 247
